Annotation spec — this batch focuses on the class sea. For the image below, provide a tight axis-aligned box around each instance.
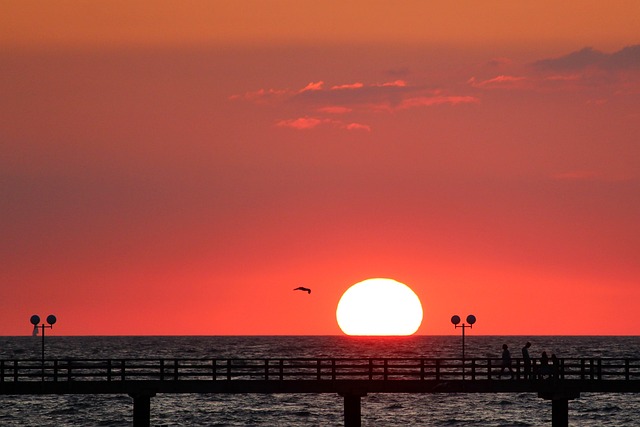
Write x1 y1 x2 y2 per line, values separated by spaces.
0 336 639 426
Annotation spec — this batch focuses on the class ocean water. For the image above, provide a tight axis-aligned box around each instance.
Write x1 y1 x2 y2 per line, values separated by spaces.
0 336 639 426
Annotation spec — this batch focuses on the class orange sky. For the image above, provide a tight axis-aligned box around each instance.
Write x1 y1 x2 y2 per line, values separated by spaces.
1 1 639 336
2 1 639 50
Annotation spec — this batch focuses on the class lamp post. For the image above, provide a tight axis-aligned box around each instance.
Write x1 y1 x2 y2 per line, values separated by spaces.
451 314 476 359
30 314 57 379
451 314 476 379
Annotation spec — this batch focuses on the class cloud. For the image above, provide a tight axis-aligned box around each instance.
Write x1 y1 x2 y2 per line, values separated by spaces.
292 82 410 108
610 45 640 69
344 123 371 131
468 75 527 89
299 81 324 92
331 82 364 90
464 45 640 93
533 47 607 72
398 95 479 109
533 45 640 72
275 116 371 132
230 82 327 103
234 79 473 112
228 88 288 103
377 80 407 87
234 78 479 132
232 46 640 114
295 82 476 113
276 117 326 130
528 46 640 90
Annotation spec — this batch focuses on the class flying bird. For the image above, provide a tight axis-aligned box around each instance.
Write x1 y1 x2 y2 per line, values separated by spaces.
293 286 311 294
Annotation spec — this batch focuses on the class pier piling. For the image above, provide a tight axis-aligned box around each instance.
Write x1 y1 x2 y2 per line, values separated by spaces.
129 392 155 427
551 399 568 427
340 392 366 427
539 390 579 427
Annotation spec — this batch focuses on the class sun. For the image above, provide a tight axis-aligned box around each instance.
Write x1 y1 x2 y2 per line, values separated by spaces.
336 278 423 336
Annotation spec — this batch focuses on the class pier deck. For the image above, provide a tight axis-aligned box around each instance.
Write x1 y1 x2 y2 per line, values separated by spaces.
1 357 639 426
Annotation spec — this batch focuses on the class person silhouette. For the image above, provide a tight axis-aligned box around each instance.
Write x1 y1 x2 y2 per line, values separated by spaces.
538 351 551 379
522 342 532 379
499 344 514 379
551 353 559 379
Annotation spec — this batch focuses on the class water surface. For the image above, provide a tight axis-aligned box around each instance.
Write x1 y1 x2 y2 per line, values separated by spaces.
0 336 638 426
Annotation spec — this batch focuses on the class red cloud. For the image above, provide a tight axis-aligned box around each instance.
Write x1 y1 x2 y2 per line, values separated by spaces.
234 78 480 131
344 123 371 131
228 88 288 102
469 75 527 89
276 117 326 130
398 95 479 109
299 81 324 92
528 45 640 89
378 80 407 87
532 46 640 72
275 117 372 132
331 82 364 90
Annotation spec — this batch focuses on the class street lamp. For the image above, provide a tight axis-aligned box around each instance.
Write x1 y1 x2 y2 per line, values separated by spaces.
30 314 57 371
451 314 476 360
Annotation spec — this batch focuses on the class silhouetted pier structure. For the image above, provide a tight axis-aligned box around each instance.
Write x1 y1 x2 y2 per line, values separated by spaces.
2 357 639 426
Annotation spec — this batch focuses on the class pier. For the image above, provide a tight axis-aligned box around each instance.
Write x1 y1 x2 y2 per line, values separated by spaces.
1 357 639 426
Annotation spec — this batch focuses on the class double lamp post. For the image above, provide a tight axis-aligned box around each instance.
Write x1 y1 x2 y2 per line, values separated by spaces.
451 314 476 379
30 314 57 370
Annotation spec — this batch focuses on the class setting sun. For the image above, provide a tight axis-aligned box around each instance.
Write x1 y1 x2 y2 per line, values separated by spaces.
336 278 423 336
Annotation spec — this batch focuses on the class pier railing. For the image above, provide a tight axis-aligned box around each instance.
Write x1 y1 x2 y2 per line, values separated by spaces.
1 357 639 383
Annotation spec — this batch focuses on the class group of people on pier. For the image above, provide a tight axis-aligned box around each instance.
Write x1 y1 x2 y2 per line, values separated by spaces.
499 341 558 380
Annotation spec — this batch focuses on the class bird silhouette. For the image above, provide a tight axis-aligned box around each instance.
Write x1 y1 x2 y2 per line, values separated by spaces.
293 286 311 294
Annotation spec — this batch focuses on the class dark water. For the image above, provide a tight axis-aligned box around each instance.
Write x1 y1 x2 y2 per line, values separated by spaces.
0 336 639 426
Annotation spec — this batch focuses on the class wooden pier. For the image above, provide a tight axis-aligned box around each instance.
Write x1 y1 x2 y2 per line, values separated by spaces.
1 357 639 426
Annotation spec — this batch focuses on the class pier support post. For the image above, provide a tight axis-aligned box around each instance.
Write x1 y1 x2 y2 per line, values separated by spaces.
551 398 568 427
129 392 155 427
339 392 366 427
539 391 579 427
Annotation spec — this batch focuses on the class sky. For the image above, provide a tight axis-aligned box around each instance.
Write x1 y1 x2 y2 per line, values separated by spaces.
1 1 639 336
